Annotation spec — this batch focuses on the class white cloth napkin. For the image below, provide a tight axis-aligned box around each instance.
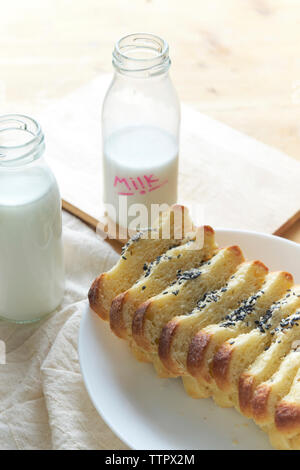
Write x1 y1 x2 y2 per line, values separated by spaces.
0 212 128 450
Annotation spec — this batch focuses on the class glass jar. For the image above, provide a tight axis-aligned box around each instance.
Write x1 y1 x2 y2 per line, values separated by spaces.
0 114 64 323
102 33 180 230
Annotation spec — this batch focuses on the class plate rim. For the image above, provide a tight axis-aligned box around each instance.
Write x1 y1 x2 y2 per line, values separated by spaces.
79 306 134 449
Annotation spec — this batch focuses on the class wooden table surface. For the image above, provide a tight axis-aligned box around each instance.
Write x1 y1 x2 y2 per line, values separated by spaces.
2 0 299 242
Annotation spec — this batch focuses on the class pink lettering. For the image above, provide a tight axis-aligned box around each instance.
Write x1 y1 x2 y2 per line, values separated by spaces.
149 179 168 192
114 176 131 190
130 178 139 190
113 174 166 196
137 177 145 189
144 174 159 187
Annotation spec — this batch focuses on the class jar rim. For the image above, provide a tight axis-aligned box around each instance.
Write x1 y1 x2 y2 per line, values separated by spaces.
113 33 171 75
0 114 42 150
0 114 45 167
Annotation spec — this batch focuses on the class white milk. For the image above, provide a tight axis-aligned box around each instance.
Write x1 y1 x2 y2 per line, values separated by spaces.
0 165 64 322
103 126 178 226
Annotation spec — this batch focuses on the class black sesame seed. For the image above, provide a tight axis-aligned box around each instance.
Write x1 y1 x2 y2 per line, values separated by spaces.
177 269 202 281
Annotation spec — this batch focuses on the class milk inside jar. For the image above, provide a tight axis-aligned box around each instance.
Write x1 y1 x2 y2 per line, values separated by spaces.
0 115 64 323
102 33 180 228
103 126 178 226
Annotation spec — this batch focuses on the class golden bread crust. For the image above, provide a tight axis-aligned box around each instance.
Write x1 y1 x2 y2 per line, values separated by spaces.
275 402 300 433
253 259 269 272
238 374 255 416
109 292 128 338
88 274 107 320
158 320 179 371
186 331 211 379
212 343 233 391
251 383 271 422
132 300 152 349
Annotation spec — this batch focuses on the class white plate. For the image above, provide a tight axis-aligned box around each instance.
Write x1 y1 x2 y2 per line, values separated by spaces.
79 229 300 450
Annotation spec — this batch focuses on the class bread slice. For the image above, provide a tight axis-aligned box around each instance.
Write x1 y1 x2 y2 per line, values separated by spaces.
186 272 293 401
211 272 294 407
239 295 300 417
131 246 245 363
252 350 300 432
269 366 300 450
182 317 300 407
270 429 300 451
89 205 194 320
158 260 268 376
110 226 217 339
182 375 213 399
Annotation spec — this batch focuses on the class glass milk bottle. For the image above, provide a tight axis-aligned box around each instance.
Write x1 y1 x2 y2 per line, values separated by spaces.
0 115 64 323
102 33 180 230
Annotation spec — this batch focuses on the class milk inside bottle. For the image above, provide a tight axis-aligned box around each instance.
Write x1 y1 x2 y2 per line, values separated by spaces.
103 126 178 227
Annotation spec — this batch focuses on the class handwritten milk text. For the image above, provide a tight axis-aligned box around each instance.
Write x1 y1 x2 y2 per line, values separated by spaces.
114 174 168 196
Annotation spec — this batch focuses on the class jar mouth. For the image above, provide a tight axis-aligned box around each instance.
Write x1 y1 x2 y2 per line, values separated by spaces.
0 114 45 167
113 33 171 76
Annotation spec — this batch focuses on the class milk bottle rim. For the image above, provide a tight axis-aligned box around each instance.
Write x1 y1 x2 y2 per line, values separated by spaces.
0 114 45 167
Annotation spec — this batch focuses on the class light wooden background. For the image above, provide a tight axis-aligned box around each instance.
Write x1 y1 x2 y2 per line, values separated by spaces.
2 0 300 241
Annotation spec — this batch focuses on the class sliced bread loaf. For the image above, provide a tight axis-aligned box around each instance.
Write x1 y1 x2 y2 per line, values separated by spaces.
270 366 300 450
239 297 300 417
188 280 299 406
158 260 268 376
131 246 244 361
110 226 217 339
211 272 294 406
252 349 300 430
89 205 194 320
186 273 293 400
